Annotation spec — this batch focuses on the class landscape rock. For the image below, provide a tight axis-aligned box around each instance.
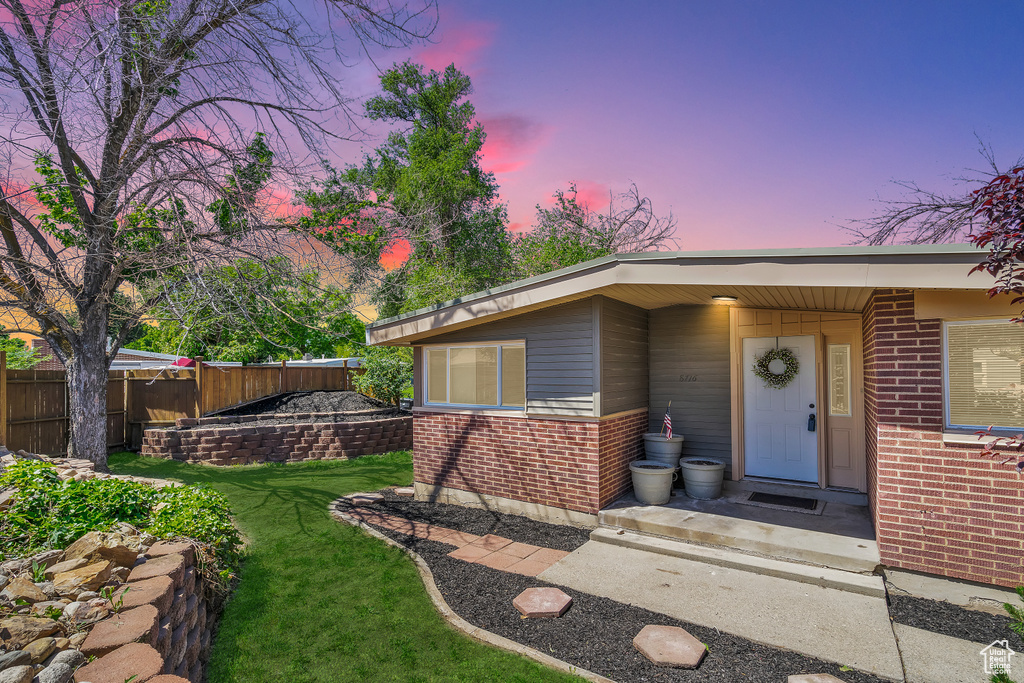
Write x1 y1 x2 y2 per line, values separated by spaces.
27 551 62 571
0 617 61 649
22 637 55 664
35 584 57 600
51 561 112 597
42 561 86 582
0 578 46 604
63 532 138 569
0 665 32 683
0 489 14 512
66 633 86 649
787 676 846 683
0 560 30 577
0 575 9 592
62 602 107 625
0 651 30 671
28 602 65 618
33 662 74 683
47 650 84 669
74 592 98 602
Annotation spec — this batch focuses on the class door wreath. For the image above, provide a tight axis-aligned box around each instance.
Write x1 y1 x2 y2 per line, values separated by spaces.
752 348 799 390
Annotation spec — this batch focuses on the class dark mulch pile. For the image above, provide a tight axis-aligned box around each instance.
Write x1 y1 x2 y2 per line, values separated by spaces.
888 593 1022 649
226 390 393 416
342 494 886 683
198 391 408 426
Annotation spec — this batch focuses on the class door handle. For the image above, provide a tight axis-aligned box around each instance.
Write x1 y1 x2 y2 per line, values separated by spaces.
807 413 816 432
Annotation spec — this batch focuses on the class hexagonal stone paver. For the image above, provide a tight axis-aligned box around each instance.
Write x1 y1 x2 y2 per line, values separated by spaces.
393 486 414 497
633 625 706 669
343 492 384 505
512 587 573 618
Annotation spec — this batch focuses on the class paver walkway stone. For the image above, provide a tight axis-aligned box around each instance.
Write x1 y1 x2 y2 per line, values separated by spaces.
633 625 707 669
788 675 846 683
344 505 571 576
513 588 573 618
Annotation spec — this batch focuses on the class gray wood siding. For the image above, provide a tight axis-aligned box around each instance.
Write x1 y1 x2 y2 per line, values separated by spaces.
648 304 732 463
421 299 595 416
601 297 649 415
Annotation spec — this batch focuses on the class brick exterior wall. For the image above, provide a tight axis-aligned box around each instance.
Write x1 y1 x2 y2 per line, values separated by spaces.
413 409 648 515
864 289 1024 588
141 415 412 465
598 409 650 508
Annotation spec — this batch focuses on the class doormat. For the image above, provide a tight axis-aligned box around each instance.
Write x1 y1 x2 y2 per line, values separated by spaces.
736 491 824 515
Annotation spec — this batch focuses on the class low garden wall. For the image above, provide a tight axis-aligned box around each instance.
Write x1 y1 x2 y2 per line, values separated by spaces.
141 413 413 465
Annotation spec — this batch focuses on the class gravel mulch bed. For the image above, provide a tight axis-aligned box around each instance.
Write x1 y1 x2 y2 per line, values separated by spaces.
888 593 1022 648
339 489 591 552
339 493 887 683
223 390 393 416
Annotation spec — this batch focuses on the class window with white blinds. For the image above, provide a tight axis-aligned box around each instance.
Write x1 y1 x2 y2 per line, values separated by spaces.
945 320 1024 429
424 343 526 409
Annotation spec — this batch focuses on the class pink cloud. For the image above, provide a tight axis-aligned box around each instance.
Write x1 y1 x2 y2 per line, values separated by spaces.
415 21 496 75
479 115 550 175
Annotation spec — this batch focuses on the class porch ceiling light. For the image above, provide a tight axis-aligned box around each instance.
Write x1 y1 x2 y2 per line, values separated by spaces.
711 295 738 302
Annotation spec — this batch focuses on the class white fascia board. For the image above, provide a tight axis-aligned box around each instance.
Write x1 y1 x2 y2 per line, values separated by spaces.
367 253 994 345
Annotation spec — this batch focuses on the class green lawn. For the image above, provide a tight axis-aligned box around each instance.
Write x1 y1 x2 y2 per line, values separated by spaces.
109 452 578 683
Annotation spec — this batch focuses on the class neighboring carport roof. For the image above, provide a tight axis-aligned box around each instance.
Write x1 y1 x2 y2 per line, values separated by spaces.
367 243 992 345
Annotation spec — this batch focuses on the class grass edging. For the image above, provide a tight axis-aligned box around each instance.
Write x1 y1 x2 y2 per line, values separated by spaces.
328 497 615 683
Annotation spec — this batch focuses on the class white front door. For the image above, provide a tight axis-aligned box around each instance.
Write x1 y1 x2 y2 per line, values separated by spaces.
742 335 818 482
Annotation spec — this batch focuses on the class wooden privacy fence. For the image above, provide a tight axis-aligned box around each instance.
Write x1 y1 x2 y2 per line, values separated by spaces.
0 354 363 455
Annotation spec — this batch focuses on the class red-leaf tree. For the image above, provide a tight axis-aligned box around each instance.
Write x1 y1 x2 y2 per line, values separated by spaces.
969 166 1024 472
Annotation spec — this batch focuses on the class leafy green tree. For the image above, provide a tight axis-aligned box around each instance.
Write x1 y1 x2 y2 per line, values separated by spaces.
133 258 365 364
353 346 412 405
306 61 511 317
0 334 49 369
511 183 678 279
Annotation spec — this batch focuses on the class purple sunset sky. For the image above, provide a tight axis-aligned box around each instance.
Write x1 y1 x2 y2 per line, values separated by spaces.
342 1 1024 251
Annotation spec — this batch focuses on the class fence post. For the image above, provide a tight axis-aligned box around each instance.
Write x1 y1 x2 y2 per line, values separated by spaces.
194 357 204 417
280 359 287 394
0 351 6 448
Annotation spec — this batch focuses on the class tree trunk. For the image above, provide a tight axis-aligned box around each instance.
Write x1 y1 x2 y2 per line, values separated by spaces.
65 327 110 470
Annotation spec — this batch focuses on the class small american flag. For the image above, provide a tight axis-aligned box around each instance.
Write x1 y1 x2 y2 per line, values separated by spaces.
662 402 673 439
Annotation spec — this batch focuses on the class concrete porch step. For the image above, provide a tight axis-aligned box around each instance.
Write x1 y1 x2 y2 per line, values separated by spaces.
590 528 885 597
597 501 880 574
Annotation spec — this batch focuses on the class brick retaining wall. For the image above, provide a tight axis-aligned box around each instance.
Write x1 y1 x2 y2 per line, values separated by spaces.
141 415 412 465
413 409 648 515
863 289 1024 588
74 541 216 683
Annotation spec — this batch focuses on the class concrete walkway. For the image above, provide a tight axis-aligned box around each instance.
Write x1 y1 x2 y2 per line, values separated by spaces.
539 537 1007 682
539 539 905 679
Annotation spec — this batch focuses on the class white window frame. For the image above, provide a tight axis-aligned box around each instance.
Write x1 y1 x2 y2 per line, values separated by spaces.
942 319 1024 431
423 340 526 410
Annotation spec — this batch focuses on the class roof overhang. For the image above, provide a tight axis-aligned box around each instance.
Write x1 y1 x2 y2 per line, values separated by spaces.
367 244 995 345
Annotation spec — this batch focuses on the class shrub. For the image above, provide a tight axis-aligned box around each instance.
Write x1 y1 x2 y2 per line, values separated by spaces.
353 346 412 406
0 460 242 580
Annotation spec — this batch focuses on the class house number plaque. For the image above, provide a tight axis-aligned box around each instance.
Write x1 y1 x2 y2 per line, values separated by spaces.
678 375 698 382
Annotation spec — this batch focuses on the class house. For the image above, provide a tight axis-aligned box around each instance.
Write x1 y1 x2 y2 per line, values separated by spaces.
30 339 182 370
366 244 1024 589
